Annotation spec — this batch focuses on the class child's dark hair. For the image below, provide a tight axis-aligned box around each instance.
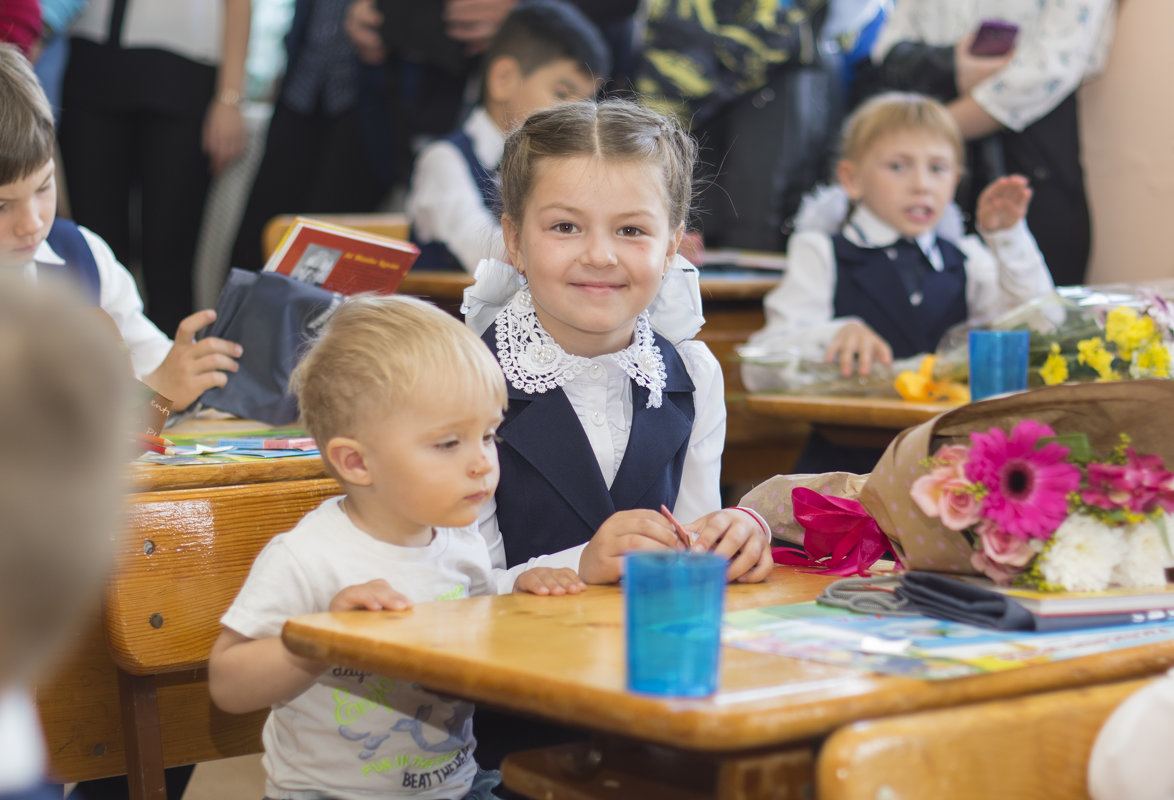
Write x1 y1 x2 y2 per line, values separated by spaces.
0 43 56 186
483 0 611 91
498 98 696 230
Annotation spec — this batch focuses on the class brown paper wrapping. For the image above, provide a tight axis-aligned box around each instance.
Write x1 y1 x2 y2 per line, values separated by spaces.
741 380 1174 574
860 380 1174 573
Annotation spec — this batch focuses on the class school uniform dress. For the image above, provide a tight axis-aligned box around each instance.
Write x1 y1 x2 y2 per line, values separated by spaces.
406 107 507 273
27 219 172 379
60 0 229 333
744 202 1053 473
869 0 1117 286
464 264 725 768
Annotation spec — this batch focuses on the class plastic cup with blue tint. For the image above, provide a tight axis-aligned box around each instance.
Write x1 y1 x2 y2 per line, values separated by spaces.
968 329 1031 401
623 551 727 697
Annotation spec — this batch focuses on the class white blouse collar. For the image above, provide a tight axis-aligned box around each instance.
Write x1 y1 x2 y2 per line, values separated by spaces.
493 288 667 408
844 205 943 272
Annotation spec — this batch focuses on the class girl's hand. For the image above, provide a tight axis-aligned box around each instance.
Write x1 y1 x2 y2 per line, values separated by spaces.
330 579 411 612
976 174 1033 232
826 320 893 377
954 34 1015 95
688 509 774 583
579 509 680 584
143 309 241 411
514 567 586 596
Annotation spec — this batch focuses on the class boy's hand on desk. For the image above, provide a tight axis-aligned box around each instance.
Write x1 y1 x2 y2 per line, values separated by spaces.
143 309 242 411
688 510 774 584
514 567 586 596
579 509 680 584
330 579 411 612
826 321 892 377
976 174 1033 232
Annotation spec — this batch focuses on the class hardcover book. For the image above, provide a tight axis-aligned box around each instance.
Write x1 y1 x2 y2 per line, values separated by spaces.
263 217 419 295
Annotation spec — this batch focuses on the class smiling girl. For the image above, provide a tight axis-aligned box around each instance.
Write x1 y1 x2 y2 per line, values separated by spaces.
462 98 773 587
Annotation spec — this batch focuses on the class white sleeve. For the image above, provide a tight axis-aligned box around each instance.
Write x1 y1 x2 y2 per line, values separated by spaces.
476 495 587 594
961 220 1054 321
81 226 172 378
971 1 1116 132
405 140 504 273
672 340 724 526
741 231 856 391
219 537 319 640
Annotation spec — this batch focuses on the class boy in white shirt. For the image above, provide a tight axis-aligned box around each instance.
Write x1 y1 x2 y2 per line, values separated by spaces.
405 0 609 272
208 294 582 800
0 43 240 411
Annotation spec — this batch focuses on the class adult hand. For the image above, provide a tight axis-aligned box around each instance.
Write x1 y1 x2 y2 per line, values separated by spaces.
203 100 246 175
444 0 517 54
346 0 387 65
954 34 1014 95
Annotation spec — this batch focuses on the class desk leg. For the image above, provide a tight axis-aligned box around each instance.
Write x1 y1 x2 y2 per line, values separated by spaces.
115 670 167 800
502 737 813 800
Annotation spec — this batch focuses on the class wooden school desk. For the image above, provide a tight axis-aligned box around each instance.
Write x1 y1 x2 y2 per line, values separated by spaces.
281 566 1174 800
745 394 962 450
38 414 339 788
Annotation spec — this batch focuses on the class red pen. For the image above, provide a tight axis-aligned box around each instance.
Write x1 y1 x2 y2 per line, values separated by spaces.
660 504 694 550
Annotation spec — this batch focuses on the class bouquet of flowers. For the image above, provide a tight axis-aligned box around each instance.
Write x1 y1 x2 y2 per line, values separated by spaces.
911 421 1174 591
740 380 1174 591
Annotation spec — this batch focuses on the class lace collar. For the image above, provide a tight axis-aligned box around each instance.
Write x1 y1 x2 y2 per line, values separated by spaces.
494 289 667 408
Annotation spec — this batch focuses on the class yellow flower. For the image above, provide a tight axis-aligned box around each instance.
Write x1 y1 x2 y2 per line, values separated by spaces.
1105 306 1158 361
1040 343 1069 385
1077 337 1117 380
1137 341 1171 377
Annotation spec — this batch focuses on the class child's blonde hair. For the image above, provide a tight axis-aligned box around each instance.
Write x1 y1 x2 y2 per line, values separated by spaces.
498 97 696 231
0 273 130 686
291 295 507 476
840 91 965 167
0 43 56 185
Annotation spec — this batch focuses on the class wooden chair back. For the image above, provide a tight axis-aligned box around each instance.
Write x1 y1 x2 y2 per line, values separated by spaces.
261 213 411 262
104 477 342 798
816 678 1151 800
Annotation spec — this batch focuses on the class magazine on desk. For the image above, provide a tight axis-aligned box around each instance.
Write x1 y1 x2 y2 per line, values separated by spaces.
264 217 419 295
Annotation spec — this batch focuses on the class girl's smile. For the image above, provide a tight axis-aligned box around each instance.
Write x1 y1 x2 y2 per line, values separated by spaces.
503 155 683 358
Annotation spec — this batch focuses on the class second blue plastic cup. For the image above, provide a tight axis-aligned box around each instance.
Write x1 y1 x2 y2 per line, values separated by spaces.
623 551 727 697
968 329 1031 401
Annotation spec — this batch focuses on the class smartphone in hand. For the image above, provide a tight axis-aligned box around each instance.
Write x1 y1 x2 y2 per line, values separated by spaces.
969 19 1019 56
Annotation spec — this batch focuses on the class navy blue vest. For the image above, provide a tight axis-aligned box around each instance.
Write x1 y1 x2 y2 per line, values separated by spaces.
44 219 101 304
484 326 696 567
831 233 968 359
411 128 499 271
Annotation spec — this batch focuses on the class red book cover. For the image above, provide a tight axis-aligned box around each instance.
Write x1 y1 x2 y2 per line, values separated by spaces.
263 217 419 295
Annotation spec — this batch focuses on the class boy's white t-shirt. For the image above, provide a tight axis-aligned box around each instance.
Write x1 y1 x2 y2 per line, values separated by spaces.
221 497 495 800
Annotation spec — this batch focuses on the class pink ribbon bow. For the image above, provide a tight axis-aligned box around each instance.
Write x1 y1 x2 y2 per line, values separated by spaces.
771 487 900 576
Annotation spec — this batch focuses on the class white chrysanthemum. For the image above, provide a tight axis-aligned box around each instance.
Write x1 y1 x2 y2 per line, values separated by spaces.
1111 521 1171 588
1038 515 1120 592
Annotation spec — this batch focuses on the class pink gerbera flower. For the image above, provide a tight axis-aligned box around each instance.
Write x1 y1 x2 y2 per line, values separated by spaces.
964 421 1081 540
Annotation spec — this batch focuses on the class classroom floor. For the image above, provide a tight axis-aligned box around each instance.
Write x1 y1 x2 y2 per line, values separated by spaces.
183 755 267 799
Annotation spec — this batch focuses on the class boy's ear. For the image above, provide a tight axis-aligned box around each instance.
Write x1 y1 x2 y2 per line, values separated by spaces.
325 436 372 487
485 56 522 106
836 159 863 201
501 215 524 275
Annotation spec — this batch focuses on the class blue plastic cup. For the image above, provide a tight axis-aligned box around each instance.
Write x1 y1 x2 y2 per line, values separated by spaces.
623 551 727 697
968 329 1031 401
